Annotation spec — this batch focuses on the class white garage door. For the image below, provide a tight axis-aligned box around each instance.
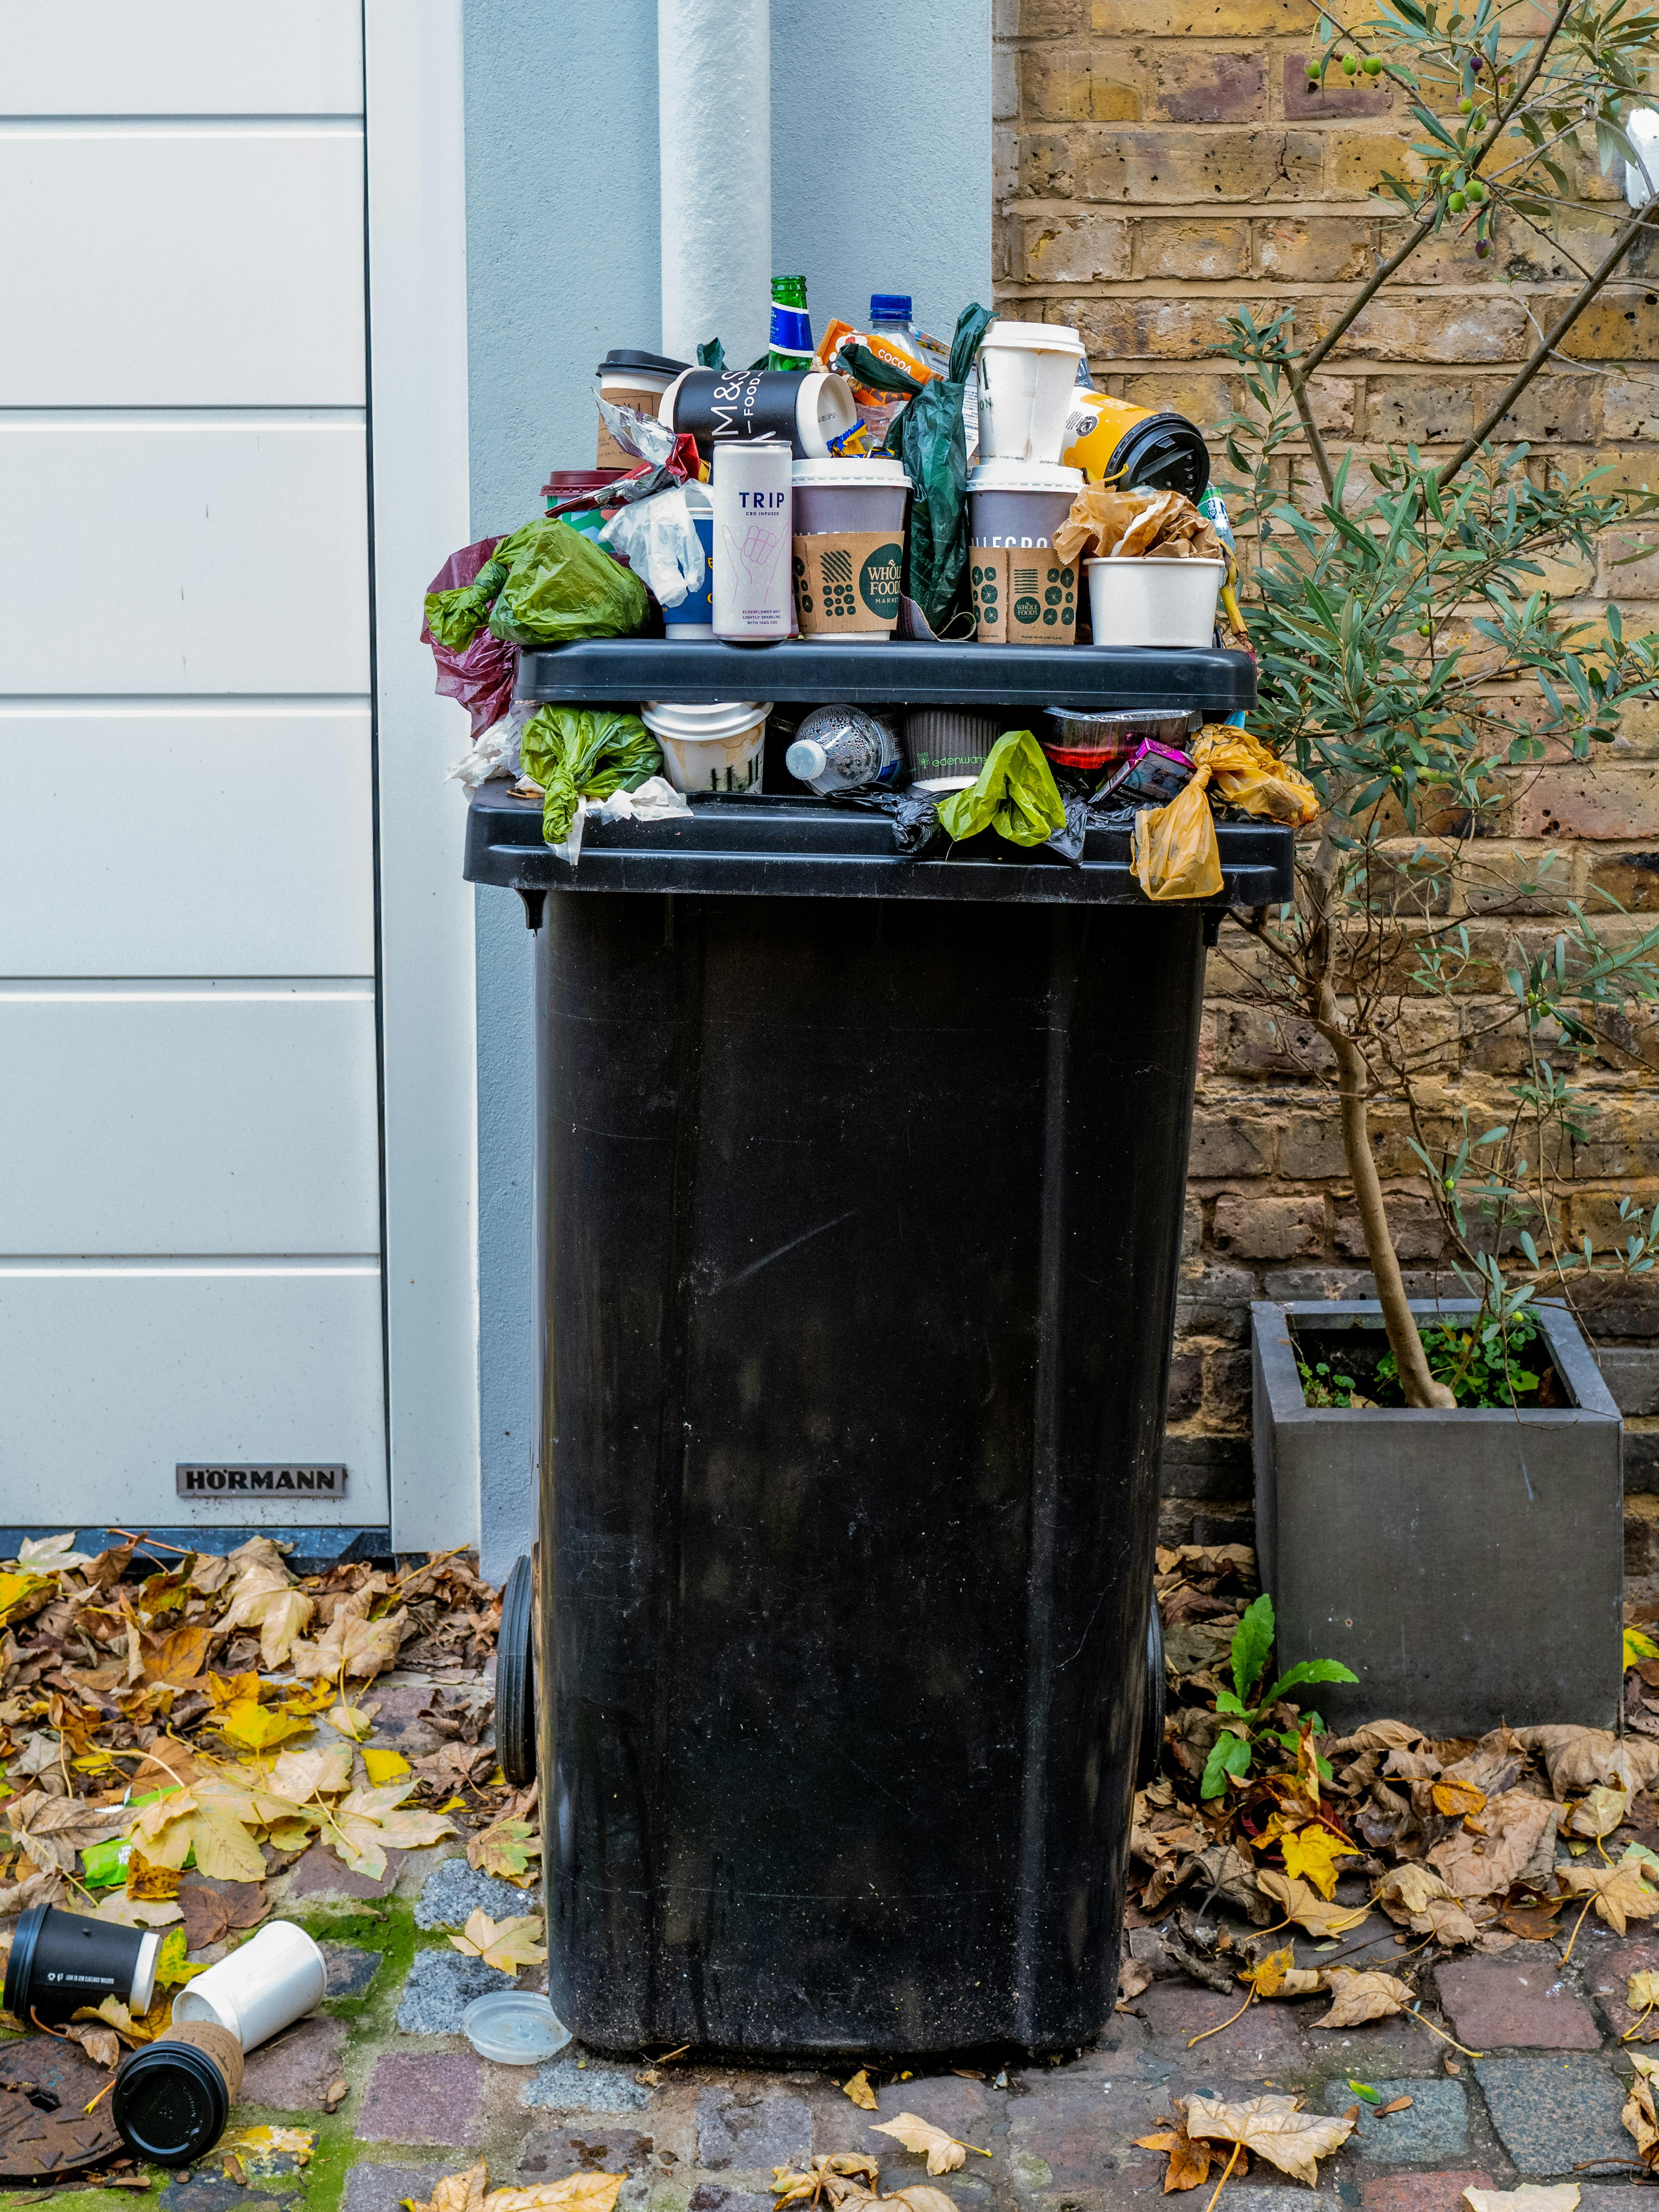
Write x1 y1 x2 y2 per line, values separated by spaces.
0 6 389 1539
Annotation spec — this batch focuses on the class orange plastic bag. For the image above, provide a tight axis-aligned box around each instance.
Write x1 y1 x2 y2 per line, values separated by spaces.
1132 727 1318 902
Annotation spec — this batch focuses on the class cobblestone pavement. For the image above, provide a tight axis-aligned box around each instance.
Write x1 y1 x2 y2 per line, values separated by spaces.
21 1696 1655 2212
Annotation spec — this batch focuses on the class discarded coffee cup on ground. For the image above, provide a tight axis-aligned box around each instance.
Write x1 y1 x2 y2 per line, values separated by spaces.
596 350 689 467
641 700 771 795
4 1904 160 2027
462 1989 572 2066
1041 706 1197 777
791 459 909 642
171 1919 327 2051
903 706 1002 793
975 321 1085 465
786 705 903 793
112 2023 244 2168
662 478 715 639
660 367 858 460
1060 395 1211 503
1086 554 1225 649
711 441 792 640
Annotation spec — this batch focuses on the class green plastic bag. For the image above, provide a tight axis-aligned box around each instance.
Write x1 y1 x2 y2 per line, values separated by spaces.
487 518 648 648
935 730 1067 849
521 706 662 847
845 301 995 634
423 520 539 650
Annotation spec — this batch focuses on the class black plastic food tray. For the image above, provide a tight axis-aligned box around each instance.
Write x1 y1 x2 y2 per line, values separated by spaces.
515 638 1256 715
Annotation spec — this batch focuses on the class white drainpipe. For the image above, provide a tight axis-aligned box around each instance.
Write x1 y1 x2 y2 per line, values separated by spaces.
658 0 772 368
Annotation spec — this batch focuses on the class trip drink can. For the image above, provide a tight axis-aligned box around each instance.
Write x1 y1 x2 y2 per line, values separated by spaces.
712 442 793 640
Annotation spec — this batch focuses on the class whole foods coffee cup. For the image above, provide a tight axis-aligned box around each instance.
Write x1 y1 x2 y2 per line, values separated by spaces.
596 349 688 468
712 442 792 640
975 321 1085 466
660 367 858 460
113 2023 244 2168
791 460 909 641
971 547 1078 644
4 1903 160 2027
641 700 771 794
171 1920 327 2052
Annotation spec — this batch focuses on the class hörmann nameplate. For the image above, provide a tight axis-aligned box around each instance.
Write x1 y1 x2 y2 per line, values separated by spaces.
176 1465 348 1498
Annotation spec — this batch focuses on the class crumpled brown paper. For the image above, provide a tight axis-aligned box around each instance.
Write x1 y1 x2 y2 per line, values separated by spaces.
1053 486 1225 567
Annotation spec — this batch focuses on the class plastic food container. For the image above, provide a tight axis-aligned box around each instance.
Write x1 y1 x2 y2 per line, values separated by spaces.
968 460 1081 549
641 699 771 795
1085 556 1225 649
663 479 715 639
171 1920 327 2052
462 1990 572 2065
1040 707 1198 775
975 322 1086 465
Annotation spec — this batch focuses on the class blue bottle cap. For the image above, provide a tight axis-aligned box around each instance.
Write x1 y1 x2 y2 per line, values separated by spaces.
869 294 912 321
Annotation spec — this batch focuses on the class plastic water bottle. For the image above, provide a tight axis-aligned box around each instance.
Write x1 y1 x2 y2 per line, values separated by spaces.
786 707 903 794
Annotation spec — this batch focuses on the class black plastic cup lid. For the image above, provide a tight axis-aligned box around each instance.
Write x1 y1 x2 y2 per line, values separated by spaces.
113 2042 230 2167
597 350 689 378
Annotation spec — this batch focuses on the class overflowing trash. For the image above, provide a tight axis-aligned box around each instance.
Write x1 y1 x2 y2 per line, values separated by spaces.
423 273 1316 892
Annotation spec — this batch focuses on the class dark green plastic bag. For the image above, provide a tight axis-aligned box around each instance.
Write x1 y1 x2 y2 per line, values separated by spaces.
844 302 995 634
935 730 1066 848
520 706 662 847
423 521 540 650
487 519 648 648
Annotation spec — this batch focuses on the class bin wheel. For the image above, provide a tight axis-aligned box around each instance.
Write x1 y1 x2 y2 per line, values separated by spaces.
1137 1601 1166 1791
497 1554 537 1786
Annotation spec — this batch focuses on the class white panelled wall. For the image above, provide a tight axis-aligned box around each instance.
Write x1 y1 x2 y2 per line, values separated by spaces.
0 2 478 1546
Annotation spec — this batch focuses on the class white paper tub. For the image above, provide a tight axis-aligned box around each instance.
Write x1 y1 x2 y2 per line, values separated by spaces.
976 322 1086 466
171 1921 328 2052
642 699 771 795
1085 556 1225 649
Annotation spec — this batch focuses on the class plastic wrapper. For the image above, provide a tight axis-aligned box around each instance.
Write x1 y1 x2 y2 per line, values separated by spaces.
1132 726 1319 902
595 395 678 470
553 773 692 867
520 705 663 849
935 729 1068 849
445 699 538 790
421 537 520 739
488 519 648 647
599 484 706 607
1099 739 1194 808
1053 486 1225 568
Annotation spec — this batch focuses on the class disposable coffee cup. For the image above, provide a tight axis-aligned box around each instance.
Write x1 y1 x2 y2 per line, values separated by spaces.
903 707 1001 788
970 547 1079 646
660 367 858 460
1085 555 1225 649
596 349 688 468
968 460 1081 550
789 459 909 644
171 1919 327 2053
4 1903 160 2026
976 321 1086 466
641 700 771 795
113 2023 244 2168
663 479 715 639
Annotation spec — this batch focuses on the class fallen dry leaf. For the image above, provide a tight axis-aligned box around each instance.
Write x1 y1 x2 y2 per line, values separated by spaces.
484 2180 626 2212
1377 2097 1414 2116
1118 1958 1153 2005
869 2115 989 2177
1278 1824 1359 1900
128 1783 271 1885
290 1588 408 1684
1518 1727 1659 1798
1240 1946 1320 1999
1376 1864 1457 1923
1134 2114 1214 2193
1630 1969 1659 2015
1567 1785 1629 1839
324 2078 348 2113
448 1907 547 1974
1463 2190 1580 2212
1254 1870 1370 1937
1184 2094 1355 2186
772 2157 882 2210
227 2124 315 2173
841 2072 879 2111
1559 1855 1659 1936
1312 1969 1412 2030
1432 1779 1487 1819
1427 1791 1559 1901
327 1780 457 1881
1625 2055 1659 2169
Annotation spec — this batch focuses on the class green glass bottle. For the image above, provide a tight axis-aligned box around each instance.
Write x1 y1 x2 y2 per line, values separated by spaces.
767 274 813 372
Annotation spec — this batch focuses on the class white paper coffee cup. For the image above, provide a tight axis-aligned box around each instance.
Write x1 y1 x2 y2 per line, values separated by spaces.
171 1920 328 2052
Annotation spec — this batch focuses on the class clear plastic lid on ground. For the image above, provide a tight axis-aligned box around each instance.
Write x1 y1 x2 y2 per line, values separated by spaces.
462 1990 573 2065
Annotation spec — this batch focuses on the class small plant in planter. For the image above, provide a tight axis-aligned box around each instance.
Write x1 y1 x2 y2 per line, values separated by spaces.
1213 0 1659 1403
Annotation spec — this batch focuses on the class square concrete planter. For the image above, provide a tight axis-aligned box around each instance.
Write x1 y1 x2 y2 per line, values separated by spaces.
1253 1299 1622 1736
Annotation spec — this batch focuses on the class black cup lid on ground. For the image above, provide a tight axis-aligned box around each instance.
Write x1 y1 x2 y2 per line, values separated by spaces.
597 350 689 378
112 2042 230 2167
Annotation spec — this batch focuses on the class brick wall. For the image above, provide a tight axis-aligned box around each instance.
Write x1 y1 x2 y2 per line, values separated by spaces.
992 0 1659 1553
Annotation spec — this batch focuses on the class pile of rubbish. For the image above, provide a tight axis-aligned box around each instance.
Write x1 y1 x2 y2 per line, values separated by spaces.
425 276 1315 891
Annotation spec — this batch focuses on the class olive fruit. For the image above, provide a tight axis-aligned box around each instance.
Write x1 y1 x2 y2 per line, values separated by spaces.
1342 50 1359 72
1448 189 1467 210
1362 54 1384 73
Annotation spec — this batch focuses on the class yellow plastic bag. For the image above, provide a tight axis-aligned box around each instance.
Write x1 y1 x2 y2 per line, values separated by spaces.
1132 726 1318 902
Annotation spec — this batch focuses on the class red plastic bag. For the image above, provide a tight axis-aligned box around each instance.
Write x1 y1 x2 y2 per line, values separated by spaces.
421 536 518 741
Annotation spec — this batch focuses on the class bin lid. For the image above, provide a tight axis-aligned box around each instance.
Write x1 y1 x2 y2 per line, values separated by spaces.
464 784 1294 910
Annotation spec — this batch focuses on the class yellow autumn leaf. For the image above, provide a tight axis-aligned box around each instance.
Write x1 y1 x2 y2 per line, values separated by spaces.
841 2070 879 2110
128 1783 270 1885
869 2114 990 2176
1627 1631 1659 1670
1311 1969 1412 2030
363 1747 412 1786
289 1593 408 1684
403 2168 626 2212
327 1781 456 1880
1254 1870 1370 1937
225 2125 315 2174
448 1908 547 1973
328 1702 377 1741
1431 1779 1487 1820
254 1588 315 1670
1184 2094 1355 2186
771 2155 881 2209
1278 1824 1359 1901
0 1571 57 1630
1568 1785 1629 1839
1631 1969 1659 2014
1134 2116 1213 2193
1559 1855 1659 1936
268 1743 354 1802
